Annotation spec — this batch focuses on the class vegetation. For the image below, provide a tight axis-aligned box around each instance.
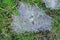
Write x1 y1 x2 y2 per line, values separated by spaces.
0 0 60 40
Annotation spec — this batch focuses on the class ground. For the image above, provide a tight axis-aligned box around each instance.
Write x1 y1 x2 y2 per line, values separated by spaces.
0 0 60 40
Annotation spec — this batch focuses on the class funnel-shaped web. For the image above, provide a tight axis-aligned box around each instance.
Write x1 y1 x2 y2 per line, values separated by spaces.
11 2 52 33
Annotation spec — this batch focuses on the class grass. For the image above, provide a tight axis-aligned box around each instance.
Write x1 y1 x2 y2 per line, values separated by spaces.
0 0 60 40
